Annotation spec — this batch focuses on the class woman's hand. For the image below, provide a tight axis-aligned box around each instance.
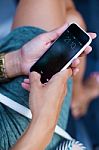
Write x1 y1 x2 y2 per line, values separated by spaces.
5 23 96 78
29 69 72 126
12 69 72 150
19 23 68 75
20 30 96 75
28 69 72 149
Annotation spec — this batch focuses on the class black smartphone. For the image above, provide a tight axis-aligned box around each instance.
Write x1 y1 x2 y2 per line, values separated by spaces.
30 23 92 83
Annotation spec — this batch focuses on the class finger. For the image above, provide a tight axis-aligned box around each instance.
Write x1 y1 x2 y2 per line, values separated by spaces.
24 79 30 84
21 83 30 91
79 32 96 57
50 68 72 86
29 72 42 88
88 32 97 39
59 68 73 82
71 58 80 68
48 22 68 40
80 46 92 57
84 46 92 54
72 68 79 76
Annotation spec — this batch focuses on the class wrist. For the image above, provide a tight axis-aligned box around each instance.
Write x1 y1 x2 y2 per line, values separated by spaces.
29 119 52 150
15 119 51 150
5 50 22 78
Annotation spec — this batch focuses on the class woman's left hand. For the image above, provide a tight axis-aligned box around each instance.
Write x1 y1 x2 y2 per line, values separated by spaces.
5 23 96 78
19 24 96 75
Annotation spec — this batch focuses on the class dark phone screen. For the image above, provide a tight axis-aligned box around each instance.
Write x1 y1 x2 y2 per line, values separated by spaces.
30 24 90 83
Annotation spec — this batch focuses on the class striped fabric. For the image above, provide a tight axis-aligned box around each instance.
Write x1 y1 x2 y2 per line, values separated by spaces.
0 93 87 150
56 140 86 150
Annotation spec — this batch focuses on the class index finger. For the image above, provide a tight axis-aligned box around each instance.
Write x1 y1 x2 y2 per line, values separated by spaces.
88 32 97 39
49 68 72 86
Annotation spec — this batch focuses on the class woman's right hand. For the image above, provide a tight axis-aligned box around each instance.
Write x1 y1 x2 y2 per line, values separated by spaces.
12 69 72 150
29 69 72 148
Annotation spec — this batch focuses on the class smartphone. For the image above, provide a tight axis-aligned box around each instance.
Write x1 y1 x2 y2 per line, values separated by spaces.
30 23 92 83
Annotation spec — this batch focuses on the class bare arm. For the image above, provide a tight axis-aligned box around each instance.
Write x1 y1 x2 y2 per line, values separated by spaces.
12 69 72 150
12 119 51 150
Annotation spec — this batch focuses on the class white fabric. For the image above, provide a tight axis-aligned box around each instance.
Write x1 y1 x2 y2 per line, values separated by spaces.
0 93 73 141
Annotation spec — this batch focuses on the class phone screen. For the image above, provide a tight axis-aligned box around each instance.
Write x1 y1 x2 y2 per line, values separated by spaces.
30 24 90 83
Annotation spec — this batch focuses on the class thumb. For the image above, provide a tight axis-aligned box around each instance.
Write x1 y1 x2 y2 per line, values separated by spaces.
40 22 68 45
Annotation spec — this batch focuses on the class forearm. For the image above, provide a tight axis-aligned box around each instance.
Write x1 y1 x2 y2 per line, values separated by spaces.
12 119 53 150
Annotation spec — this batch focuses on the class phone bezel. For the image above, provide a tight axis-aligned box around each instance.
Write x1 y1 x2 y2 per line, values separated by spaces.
30 23 92 75
61 23 92 71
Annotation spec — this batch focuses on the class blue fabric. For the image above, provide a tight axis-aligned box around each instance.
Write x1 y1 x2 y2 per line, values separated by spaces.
76 119 92 150
67 0 99 147
0 0 17 39
82 58 99 146
0 26 72 150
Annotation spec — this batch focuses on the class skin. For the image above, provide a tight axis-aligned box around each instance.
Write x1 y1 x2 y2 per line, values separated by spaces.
12 70 72 150
3 0 96 148
12 0 86 83
3 24 96 149
5 24 68 77
5 24 95 78
12 0 98 118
